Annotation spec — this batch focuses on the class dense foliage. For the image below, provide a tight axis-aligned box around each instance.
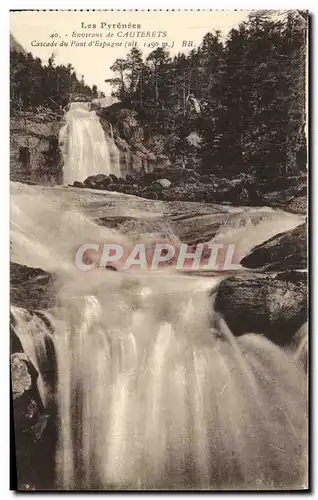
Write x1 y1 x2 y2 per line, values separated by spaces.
106 11 307 178
10 52 99 111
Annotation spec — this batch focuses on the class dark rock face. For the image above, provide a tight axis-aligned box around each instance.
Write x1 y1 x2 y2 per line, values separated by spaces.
214 271 307 346
11 340 55 490
11 303 58 490
257 175 307 214
73 181 84 188
83 174 112 190
10 109 64 185
11 262 56 310
97 105 171 177
241 223 307 271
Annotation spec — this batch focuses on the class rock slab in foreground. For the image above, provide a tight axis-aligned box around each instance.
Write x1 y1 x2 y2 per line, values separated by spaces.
214 271 307 346
10 262 56 310
240 223 307 271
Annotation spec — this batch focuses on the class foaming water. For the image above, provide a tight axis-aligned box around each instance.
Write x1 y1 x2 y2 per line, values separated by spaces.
59 102 121 184
211 208 304 261
50 275 306 490
11 183 307 490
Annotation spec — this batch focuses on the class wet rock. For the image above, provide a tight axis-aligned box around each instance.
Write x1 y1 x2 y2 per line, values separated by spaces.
107 183 118 192
10 323 23 354
241 222 307 271
83 174 111 189
11 350 43 432
73 181 84 188
11 353 33 399
106 265 118 272
108 174 118 184
10 262 56 310
214 271 307 346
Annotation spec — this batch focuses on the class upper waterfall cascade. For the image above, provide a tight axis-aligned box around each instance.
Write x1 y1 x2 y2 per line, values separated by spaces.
59 102 121 185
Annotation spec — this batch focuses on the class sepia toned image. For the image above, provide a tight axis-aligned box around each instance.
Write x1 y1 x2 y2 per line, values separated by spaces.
10 9 308 491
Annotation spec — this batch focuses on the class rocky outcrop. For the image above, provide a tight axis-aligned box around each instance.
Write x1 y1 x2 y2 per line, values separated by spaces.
241 223 307 271
214 271 307 346
11 326 54 490
11 352 34 399
11 262 56 310
77 166 307 210
78 171 244 204
10 109 64 185
97 105 171 177
257 175 307 214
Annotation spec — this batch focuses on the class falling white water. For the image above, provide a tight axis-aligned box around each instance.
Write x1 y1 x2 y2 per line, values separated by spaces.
59 102 121 184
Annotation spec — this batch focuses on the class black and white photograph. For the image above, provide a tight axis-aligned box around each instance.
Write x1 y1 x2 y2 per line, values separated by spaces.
10 9 308 491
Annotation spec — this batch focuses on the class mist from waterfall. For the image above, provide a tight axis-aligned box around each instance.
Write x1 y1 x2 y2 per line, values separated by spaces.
59 102 121 185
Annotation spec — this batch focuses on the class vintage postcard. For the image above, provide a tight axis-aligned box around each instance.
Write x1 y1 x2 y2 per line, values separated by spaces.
10 10 308 491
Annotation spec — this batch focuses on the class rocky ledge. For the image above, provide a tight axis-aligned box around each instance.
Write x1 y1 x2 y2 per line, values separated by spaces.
10 108 64 186
11 262 56 310
241 222 307 271
72 171 307 213
214 271 307 347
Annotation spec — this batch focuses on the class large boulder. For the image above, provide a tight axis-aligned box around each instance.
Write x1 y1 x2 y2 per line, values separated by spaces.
11 262 56 310
73 181 84 188
214 271 307 346
11 352 35 400
83 174 112 189
241 222 307 271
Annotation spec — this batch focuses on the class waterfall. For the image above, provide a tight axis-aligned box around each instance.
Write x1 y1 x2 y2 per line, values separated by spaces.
59 102 121 185
11 183 307 490
52 281 306 490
